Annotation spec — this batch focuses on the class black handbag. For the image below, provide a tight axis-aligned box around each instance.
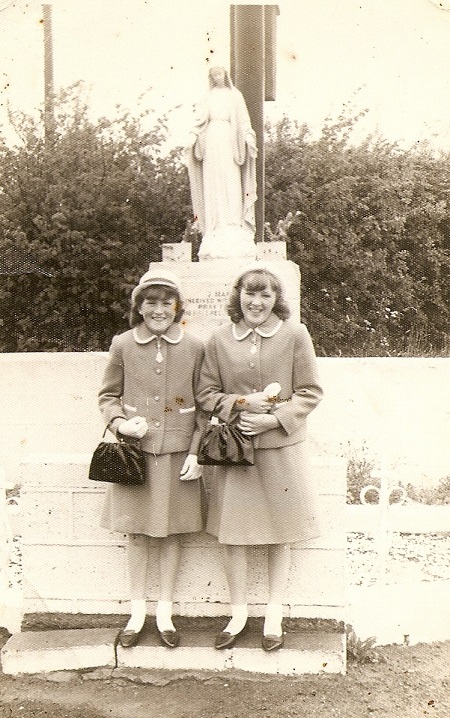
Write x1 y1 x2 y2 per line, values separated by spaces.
88 427 146 486
197 415 254 467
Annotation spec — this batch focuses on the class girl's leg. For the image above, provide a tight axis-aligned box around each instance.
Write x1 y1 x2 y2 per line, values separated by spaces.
264 543 291 637
155 534 181 632
221 544 248 634
124 533 150 632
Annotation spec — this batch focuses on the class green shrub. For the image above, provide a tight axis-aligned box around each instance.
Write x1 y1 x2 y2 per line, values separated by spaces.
345 443 378 504
405 476 450 505
346 625 379 663
1 90 449 355
0 85 191 351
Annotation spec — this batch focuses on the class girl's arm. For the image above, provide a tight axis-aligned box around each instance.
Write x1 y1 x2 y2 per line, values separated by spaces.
271 324 323 436
98 335 127 429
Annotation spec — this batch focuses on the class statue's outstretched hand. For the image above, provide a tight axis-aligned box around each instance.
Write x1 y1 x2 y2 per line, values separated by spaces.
246 134 257 158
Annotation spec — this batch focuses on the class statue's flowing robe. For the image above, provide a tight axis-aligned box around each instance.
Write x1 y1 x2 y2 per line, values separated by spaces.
186 86 257 238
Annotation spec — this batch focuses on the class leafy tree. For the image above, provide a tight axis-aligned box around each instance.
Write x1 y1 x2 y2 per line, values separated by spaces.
264 115 450 356
0 84 191 350
1 90 449 356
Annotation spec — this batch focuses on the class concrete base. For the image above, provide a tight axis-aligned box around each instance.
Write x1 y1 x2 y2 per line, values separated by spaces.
1 620 346 676
17 457 346 618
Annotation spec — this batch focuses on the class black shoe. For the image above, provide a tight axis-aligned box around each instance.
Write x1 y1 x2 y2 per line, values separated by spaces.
262 633 284 652
214 624 247 650
118 628 142 648
158 629 180 649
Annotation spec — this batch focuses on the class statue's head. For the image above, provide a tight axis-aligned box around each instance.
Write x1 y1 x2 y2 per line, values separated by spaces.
208 66 233 89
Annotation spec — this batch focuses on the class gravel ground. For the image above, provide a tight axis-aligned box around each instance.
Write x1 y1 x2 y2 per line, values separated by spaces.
347 531 450 586
3 531 450 718
1 634 450 718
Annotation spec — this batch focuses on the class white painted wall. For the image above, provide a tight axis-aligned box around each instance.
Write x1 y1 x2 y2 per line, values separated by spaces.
1 353 448 487
1 352 447 624
310 357 449 487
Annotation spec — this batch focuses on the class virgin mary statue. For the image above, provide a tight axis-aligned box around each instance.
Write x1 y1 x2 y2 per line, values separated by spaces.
185 66 257 260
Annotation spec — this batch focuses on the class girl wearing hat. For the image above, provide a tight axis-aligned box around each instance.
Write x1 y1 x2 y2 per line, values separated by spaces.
197 265 323 651
98 269 204 649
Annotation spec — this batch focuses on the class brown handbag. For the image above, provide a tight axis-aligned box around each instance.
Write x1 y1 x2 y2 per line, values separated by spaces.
197 416 254 467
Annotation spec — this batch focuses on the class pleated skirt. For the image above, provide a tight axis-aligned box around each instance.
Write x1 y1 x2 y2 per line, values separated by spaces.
206 442 321 545
100 451 204 538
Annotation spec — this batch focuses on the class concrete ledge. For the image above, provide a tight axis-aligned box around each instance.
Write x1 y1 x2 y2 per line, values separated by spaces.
1 620 346 676
1 627 118 675
114 623 345 676
346 503 450 534
231 632 345 675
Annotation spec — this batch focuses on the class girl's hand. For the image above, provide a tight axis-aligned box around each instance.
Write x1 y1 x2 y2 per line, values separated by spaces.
238 411 279 436
117 416 149 439
180 454 202 481
235 392 272 414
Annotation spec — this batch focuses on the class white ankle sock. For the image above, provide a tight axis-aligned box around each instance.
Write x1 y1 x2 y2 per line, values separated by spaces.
124 599 146 632
224 604 248 635
263 603 283 637
156 600 175 632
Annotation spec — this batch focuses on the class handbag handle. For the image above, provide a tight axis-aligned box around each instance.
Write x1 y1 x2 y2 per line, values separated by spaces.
209 398 224 421
100 420 127 443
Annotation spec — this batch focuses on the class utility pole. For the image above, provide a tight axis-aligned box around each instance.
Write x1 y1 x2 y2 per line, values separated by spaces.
43 4 55 145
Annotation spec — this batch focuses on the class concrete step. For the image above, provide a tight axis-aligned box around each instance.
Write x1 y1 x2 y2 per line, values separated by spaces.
1 627 117 675
1 619 346 677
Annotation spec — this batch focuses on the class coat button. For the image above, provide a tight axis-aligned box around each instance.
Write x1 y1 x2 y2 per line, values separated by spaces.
249 362 255 368
154 395 160 401
156 368 162 375
155 421 161 428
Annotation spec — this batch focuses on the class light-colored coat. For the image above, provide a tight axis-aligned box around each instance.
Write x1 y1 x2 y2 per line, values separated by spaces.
99 326 204 455
196 320 323 449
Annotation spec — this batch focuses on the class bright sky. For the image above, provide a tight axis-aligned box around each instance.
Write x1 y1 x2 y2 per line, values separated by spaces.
1 0 450 149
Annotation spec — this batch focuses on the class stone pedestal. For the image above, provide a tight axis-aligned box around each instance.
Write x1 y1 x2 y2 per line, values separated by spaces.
161 242 192 263
257 241 287 261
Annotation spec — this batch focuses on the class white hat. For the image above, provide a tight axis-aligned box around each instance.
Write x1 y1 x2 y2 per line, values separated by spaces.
131 268 183 304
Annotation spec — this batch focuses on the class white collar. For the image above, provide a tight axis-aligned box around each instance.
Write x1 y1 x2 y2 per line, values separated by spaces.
133 325 184 345
232 319 283 341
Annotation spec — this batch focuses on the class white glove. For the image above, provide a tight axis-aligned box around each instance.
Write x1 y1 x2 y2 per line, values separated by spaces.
117 416 149 439
180 454 202 481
